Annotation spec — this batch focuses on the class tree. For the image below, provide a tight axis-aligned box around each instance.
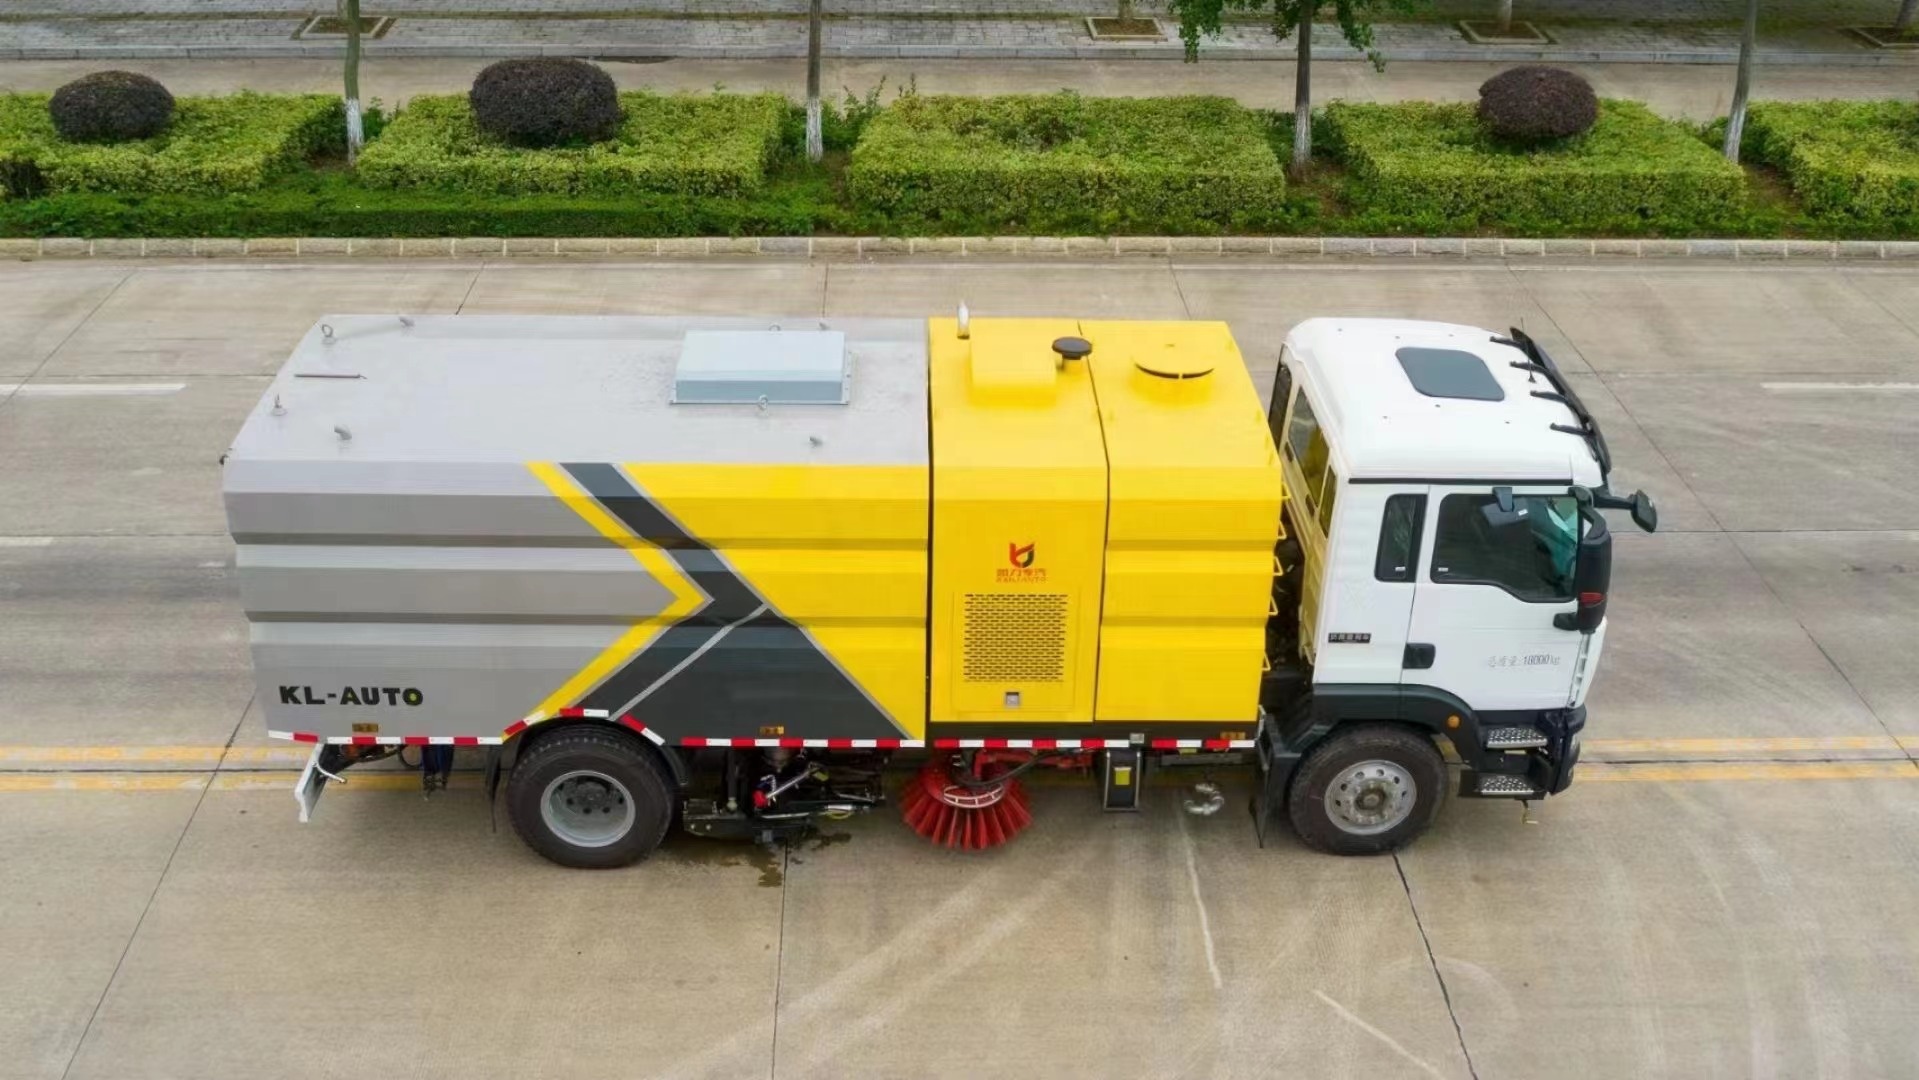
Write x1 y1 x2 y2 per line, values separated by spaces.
1169 0 1419 175
1495 0 1513 35
1898 0 1918 38
340 0 365 165
804 0 824 163
1722 0 1758 163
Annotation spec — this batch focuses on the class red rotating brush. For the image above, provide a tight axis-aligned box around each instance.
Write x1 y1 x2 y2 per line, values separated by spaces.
900 756 1033 851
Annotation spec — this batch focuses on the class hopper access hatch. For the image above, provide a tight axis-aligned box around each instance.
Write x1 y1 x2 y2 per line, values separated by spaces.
672 329 850 405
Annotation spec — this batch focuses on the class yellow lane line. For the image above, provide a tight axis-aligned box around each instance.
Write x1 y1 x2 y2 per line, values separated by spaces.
1579 761 1919 782
0 772 475 793
0 745 314 766
1584 736 1918 755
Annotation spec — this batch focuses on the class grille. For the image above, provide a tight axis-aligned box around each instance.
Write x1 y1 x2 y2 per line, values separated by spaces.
962 593 1068 683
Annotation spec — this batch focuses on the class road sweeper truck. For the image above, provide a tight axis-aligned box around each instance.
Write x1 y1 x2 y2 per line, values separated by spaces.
222 312 1655 867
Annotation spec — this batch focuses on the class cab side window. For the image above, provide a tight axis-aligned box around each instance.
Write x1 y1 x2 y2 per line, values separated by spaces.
1374 494 1424 582
1283 390 1336 527
1431 493 1579 602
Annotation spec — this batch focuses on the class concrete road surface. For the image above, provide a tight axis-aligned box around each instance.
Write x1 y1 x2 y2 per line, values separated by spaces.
2 254 1918 1080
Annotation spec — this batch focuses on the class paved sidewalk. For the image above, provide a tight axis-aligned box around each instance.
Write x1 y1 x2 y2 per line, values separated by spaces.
4 2 1915 64
3 54 1912 120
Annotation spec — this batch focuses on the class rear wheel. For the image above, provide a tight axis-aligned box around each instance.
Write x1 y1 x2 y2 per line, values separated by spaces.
506 726 674 869
1286 724 1445 856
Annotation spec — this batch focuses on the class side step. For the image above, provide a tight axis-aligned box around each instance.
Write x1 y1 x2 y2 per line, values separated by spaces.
1482 725 1548 750
1465 771 1545 798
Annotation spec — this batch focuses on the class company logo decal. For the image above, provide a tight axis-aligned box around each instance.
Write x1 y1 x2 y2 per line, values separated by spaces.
997 541 1046 583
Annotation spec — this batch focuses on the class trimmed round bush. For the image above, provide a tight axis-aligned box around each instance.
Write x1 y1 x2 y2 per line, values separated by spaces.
1477 66 1599 144
48 71 175 143
469 58 620 148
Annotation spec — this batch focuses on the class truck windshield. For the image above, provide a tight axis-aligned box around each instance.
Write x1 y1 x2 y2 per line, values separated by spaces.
1431 493 1578 602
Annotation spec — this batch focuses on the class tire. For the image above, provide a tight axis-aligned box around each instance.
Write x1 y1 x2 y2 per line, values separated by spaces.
505 726 674 869
1285 724 1446 856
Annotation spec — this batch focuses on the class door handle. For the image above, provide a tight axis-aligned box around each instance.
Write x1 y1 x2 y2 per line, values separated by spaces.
1403 643 1436 670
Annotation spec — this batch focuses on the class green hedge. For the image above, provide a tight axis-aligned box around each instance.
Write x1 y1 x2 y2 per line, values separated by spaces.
0 170 861 239
848 92 1289 233
357 92 787 197
0 92 341 198
1744 101 1919 225
1324 100 1747 234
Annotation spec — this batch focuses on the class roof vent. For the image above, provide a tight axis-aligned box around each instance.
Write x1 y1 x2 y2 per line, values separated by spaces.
1395 346 1504 402
673 330 848 405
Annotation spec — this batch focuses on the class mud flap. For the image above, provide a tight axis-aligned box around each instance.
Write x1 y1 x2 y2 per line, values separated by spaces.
294 743 329 823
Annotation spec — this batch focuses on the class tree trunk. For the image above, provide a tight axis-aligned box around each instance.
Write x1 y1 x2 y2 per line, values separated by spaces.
1497 0 1514 34
1722 0 1758 163
1897 0 1918 36
343 0 363 166
805 0 824 163
1292 13 1312 174
1118 0 1134 21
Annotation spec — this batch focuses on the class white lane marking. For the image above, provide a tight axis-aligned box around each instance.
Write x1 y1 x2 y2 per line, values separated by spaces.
1312 990 1449 1079
0 382 186 397
1175 810 1223 991
1760 382 1919 392
0 537 55 547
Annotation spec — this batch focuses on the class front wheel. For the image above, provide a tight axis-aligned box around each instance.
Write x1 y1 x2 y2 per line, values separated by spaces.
1286 724 1446 856
506 726 674 869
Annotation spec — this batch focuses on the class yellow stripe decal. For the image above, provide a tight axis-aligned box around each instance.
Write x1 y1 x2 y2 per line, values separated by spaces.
523 461 707 722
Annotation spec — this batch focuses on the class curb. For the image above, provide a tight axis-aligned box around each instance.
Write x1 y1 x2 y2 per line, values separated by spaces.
3 43 1917 67
6 237 1915 261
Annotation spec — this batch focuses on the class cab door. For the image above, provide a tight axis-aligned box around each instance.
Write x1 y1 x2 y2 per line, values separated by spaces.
1403 487 1583 710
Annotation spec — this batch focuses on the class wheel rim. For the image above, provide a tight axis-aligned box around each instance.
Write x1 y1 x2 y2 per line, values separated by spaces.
1323 758 1417 836
540 769 636 849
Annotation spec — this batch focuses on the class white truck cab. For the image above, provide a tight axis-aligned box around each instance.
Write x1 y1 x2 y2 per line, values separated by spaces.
1254 318 1656 851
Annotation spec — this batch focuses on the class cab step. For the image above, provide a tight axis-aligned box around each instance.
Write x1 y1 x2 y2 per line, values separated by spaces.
1468 772 1545 798
1482 725 1548 750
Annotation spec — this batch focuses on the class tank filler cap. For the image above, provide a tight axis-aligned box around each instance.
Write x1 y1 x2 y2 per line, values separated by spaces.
1051 337 1092 364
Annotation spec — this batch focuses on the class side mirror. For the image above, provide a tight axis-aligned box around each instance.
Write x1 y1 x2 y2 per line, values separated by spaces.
1630 490 1658 534
1554 505 1612 633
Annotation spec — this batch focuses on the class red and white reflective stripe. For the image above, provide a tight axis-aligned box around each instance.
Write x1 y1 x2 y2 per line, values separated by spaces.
268 728 1253 751
680 737 920 749
267 730 501 747
617 715 666 746
502 707 613 739
931 737 1136 750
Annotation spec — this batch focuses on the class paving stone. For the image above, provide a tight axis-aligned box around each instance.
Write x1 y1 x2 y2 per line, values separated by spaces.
193 238 244 257
1784 240 1836 259
1373 237 1417 256
1323 238 1373 256
1115 236 1170 255
1837 241 1883 259
348 238 403 257
399 238 454 257
758 237 810 255
910 238 962 254
607 238 662 255
243 237 298 257
555 237 611 254
1500 238 1545 256
0 238 40 258
1592 239 1641 256
91 239 143 258
659 238 709 256
1225 237 1278 254
1543 238 1594 257
1416 238 1466 256
298 238 349 256
452 238 504 257
1686 238 1736 258
1735 239 1786 260
1065 237 1111 256
860 238 909 255
708 237 761 255
1639 239 1689 257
